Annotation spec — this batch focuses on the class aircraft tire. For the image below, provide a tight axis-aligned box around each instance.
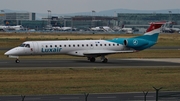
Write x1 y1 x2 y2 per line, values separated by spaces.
90 57 96 62
102 58 108 63
15 59 20 63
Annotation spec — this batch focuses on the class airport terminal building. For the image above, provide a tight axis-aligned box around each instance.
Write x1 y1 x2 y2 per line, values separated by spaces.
64 16 117 28
5 12 35 21
0 13 5 25
117 13 180 25
1 12 180 31
1 12 36 26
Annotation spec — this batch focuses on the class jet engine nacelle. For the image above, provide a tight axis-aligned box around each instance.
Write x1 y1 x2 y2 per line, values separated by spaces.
124 38 149 48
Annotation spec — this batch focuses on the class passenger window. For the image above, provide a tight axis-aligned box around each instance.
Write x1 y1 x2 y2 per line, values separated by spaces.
86 44 88 47
96 44 98 46
46 45 48 47
91 44 93 46
104 44 106 46
117 44 119 46
59 45 62 47
69 45 71 47
109 44 111 46
73 45 75 47
55 45 57 47
113 44 115 46
100 44 102 46
50 45 52 47
82 44 84 47
77 44 80 47
64 45 66 47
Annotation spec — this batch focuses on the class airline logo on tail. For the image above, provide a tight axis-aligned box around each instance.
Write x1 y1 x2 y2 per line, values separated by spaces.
146 21 166 33
133 39 138 45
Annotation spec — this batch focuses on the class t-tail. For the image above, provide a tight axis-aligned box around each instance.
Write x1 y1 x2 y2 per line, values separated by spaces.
123 21 166 50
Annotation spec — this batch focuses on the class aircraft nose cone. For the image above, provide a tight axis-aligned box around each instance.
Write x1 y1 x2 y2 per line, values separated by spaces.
4 50 13 56
4 47 20 56
4 51 9 55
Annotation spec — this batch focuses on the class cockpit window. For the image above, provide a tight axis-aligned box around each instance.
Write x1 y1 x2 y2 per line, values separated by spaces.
25 44 30 48
19 44 26 47
19 44 30 48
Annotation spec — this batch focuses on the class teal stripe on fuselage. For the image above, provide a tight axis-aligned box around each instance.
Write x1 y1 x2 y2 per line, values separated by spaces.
107 38 125 44
107 33 159 50
135 33 159 42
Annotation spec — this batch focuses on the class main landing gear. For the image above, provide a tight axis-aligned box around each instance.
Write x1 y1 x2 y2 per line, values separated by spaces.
101 56 108 63
88 56 108 63
88 57 96 62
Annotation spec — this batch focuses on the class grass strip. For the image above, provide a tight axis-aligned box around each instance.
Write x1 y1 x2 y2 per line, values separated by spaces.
0 68 180 95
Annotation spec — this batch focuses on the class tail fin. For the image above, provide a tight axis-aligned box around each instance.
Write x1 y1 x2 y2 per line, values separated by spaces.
122 21 165 50
138 21 165 42
146 21 166 33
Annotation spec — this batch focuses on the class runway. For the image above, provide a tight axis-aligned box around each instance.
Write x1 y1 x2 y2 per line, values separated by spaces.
0 91 180 101
0 58 180 68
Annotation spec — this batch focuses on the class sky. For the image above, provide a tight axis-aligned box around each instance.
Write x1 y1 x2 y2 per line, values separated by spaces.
0 0 180 14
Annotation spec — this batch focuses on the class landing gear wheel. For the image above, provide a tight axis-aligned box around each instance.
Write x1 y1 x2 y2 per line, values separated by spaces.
102 58 108 63
15 59 20 63
90 57 96 62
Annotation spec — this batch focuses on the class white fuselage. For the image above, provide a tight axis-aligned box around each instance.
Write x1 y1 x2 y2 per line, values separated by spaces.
6 40 124 57
0 25 23 31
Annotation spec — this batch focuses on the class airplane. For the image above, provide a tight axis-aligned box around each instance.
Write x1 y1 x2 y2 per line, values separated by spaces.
10 25 24 31
0 25 8 30
91 26 114 32
91 26 104 32
121 27 133 34
52 27 76 31
4 21 165 63
0 25 24 31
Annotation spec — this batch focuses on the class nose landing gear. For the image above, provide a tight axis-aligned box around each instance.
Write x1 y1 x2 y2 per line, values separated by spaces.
15 59 20 63
8 55 20 63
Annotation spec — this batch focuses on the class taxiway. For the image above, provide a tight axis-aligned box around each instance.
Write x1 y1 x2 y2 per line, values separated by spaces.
0 58 180 69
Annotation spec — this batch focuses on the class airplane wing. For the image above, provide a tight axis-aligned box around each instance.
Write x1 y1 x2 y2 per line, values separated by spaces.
83 50 135 57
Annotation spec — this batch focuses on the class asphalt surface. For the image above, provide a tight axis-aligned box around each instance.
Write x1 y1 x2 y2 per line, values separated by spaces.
0 58 180 68
0 91 180 101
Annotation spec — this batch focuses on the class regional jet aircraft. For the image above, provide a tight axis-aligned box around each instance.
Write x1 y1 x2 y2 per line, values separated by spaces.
4 22 165 63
